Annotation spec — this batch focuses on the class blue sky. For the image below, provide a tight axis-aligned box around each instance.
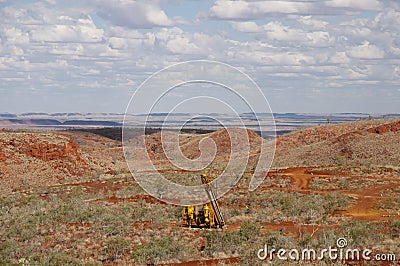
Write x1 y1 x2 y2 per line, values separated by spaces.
0 0 399 113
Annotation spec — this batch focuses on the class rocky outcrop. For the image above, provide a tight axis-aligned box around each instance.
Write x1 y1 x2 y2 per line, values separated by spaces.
0 147 6 162
367 120 400 134
22 138 81 161
1 133 87 176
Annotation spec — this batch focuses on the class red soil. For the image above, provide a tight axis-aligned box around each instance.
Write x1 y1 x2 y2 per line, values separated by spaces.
274 167 400 221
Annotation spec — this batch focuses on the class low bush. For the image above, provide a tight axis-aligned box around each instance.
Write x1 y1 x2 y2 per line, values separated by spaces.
132 235 192 265
100 236 131 262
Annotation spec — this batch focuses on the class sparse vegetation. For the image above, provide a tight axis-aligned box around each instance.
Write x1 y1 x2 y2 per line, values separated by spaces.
132 234 199 265
1 119 399 264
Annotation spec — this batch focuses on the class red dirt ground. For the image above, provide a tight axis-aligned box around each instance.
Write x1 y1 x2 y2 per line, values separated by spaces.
273 167 400 221
2 120 399 265
44 165 399 223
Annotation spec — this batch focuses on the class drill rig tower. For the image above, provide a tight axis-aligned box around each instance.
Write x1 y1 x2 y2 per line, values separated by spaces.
181 174 225 228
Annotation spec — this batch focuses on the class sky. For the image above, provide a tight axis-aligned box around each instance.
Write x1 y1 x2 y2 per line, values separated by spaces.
0 0 399 114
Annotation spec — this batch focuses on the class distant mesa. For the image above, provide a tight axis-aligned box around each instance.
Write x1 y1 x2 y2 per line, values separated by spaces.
0 113 17 118
6 119 62 125
62 120 121 127
0 113 398 137
0 118 121 128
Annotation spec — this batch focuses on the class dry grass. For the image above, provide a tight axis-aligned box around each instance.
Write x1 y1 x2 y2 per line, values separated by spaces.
1 119 399 264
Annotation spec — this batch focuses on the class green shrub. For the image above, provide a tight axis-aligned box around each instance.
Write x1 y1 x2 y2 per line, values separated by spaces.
203 230 225 256
100 236 131 262
239 222 260 242
47 252 82 266
132 235 184 265
343 221 383 247
6 216 37 242
203 222 262 257
0 239 19 263
388 220 400 238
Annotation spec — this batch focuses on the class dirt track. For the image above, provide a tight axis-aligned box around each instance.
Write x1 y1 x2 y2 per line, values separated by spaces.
171 167 399 265
31 166 399 266
341 183 399 220
275 167 400 221
41 166 400 223
36 166 399 233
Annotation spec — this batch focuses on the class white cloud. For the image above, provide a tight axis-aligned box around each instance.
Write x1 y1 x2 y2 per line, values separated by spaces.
329 51 351 64
210 0 251 20
336 8 400 57
228 49 317 66
391 46 400 56
326 0 384 11
155 27 201 55
306 31 334 47
230 21 263 33
264 21 303 42
1 6 43 25
252 1 312 14
1 45 25 57
0 0 399 113
3 27 30 45
0 56 30 71
389 0 400 11
342 24 373 39
210 0 313 19
49 43 85 55
297 16 328 30
30 17 104 43
231 20 334 47
95 0 173 28
192 33 227 56
374 8 400 32
347 41 385 59
173 16 191 26
210 0 385 20
108 37 128 50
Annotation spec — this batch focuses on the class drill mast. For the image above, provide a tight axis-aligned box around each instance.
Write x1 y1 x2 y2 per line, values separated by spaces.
181 174 225 228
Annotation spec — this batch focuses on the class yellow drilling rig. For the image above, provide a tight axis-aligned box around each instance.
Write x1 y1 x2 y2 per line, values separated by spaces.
181 174 225 228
